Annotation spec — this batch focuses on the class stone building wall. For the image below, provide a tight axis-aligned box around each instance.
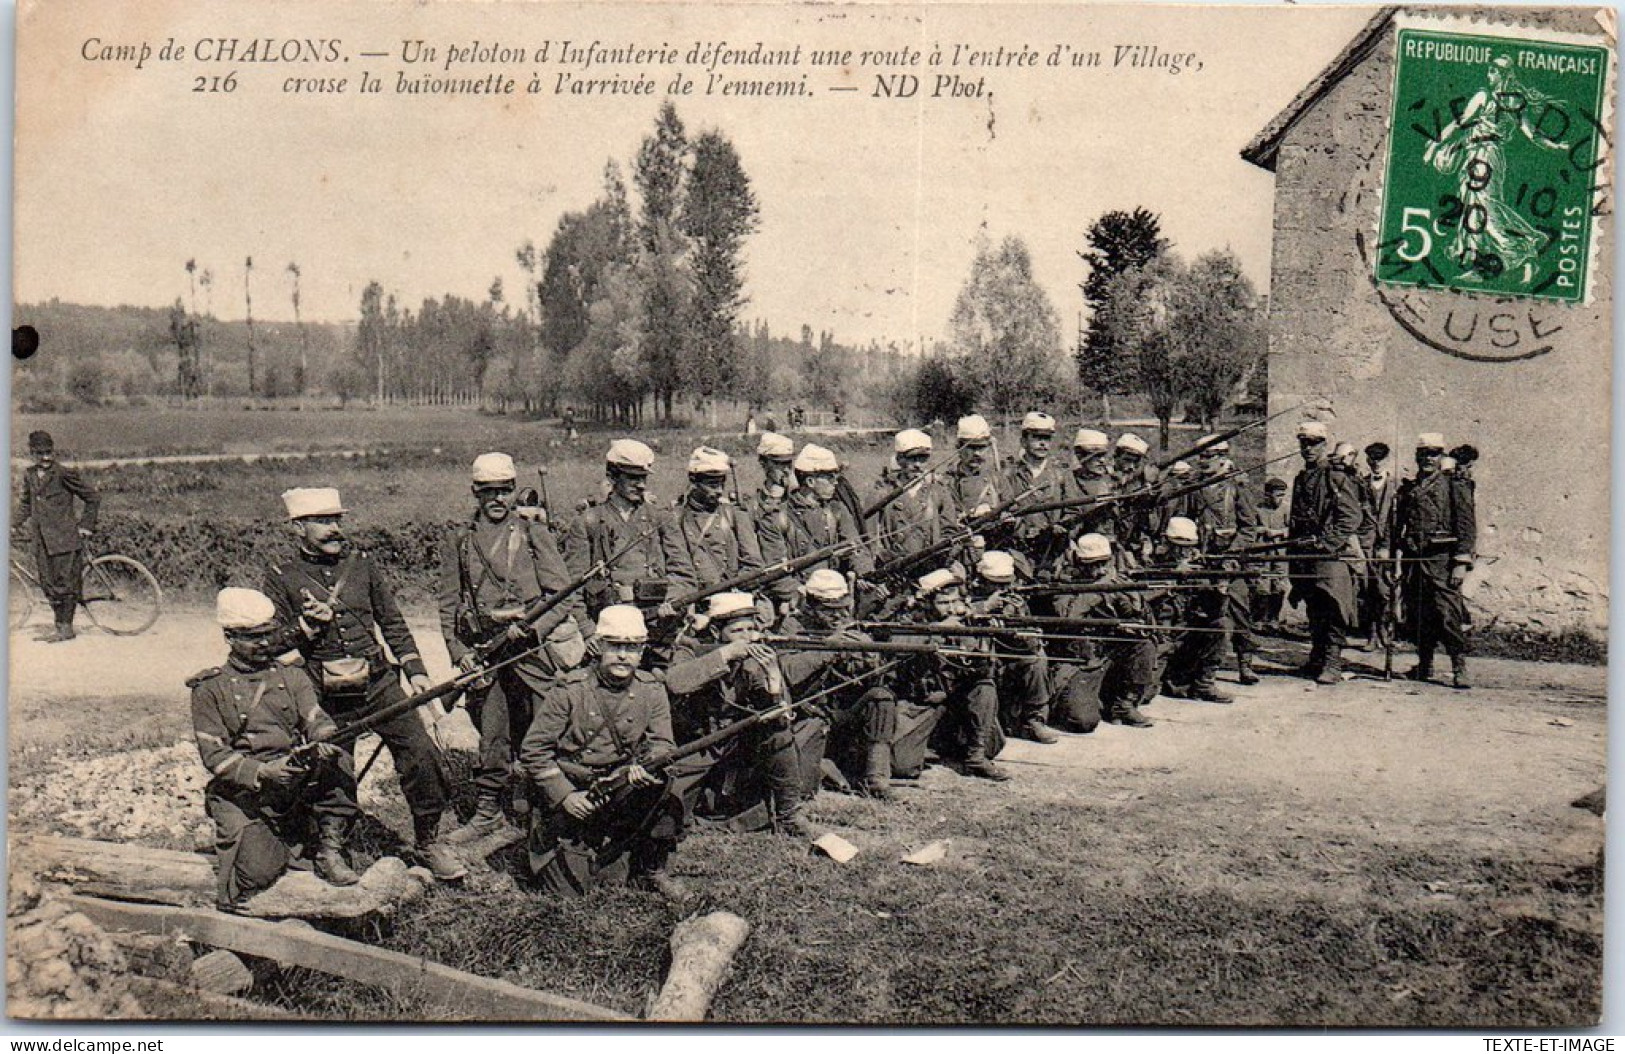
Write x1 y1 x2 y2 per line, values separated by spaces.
1257 7 1612 632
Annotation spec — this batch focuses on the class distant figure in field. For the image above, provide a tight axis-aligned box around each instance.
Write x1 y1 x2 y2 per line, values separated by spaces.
15 430 100 642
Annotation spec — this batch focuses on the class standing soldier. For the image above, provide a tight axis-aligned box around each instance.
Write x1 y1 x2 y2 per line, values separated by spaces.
664 592 827 838
563 440 672 618
945 414 1000 519
1252 477 1292 631
438 453 590 842
520 605 688 899
748 432 797 569
15 430 100 642
1359 442 1400 650
874 429 955 566
1060 429 1119 543
765 444 875 613
777 570 900 800
666 446 764 594
1394 433 1478 689
264 488 464 882
1000 412 1070 572
192 588 360 910
1188 439 1263 685
1287 421 1364 685
1111 433 1159 561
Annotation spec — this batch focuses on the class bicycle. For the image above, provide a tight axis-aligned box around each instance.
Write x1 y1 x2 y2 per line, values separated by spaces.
9 541 163 636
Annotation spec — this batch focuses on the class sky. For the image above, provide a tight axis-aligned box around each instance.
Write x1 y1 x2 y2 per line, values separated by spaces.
15 1 1374 350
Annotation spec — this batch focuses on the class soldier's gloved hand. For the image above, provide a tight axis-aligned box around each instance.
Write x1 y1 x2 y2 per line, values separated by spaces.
312 742 346 763
562 791 599 820
456 652 481 674
656 601 680 622
258 756 301 789
746 643 777 669
1448 563 1469 588
624 763 660 789
504 621 535 645
300 590 335 624
408 674 433 694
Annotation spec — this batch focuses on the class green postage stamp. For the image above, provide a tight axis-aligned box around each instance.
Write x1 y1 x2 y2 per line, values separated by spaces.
1375 20 1612 304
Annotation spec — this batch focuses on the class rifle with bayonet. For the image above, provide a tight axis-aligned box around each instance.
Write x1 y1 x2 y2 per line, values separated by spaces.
861 447 958 522
1155 400 1326 469
867 484 1042 584
659 538 860 615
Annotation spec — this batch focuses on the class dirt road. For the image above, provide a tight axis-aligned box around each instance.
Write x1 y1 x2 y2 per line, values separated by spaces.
6 609 1607 1024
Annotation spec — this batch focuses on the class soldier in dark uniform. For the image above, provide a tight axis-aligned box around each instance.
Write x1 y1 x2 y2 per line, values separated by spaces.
1395 433 1478 689
749 432 796 571
776 570 901 800
945 414 1000 520
665 446 764 596
764 444 875 614
999 412 1070 573
874 429 956 566
1048 533 1158 729
1059 429 1120 545
438 454 590 842
664 592 827 838
967 550 1058 743
520 605 687 899
562 439 674 619
1252 477 1292 630
263 487 463 882
1287 421 1365 685
15 430 100 641
892 568 1010 781
1188 439 1263 685
191 588 359 910
1151 516 1234 704
1111 432 1160 563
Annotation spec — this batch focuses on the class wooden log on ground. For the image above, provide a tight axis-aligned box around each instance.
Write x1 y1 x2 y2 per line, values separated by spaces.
189 949 254 995
64 894 630 1022
647 911 751 1022
13 834 430 920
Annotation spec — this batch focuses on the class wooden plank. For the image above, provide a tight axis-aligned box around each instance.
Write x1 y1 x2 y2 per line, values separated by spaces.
125 976 301 1021
64 895 630 1022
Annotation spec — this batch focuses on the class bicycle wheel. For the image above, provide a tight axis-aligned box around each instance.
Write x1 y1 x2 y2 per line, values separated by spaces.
8 565 36 631
80 554 163 635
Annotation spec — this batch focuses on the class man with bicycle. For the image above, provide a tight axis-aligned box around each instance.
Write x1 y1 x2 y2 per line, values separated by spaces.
262 486 465 882
15 430 99 642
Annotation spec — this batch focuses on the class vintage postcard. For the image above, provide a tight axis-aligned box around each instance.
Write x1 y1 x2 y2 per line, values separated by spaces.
7 0 1613 1028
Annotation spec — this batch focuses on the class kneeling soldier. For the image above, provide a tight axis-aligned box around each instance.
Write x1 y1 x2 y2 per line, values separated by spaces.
520 605 687 899
263 487 464 882
191 588 358 911
1050 534 1157 730
968 550 1059 744
665 592 828 838
777 569 900 800
1151 517 1233 704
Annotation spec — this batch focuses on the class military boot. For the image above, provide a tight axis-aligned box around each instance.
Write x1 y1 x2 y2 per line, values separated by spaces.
1315 655 1344 686
1407 650 1435 683
448 794 508 845
773 793 823 840
1450 655 1471 691
1110 701 1155 728
45 622 76 643
1020 719 1060 745
1190 680 1235 704
961 744 1012 782
315 824 360 887
414 814 468 882
1236 654 1260 686
860 743 895 802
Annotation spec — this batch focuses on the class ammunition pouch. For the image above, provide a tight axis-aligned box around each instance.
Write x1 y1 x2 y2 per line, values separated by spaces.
632 580 669 605
317 656 372 694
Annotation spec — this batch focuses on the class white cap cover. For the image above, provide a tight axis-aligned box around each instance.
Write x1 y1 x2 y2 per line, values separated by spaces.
1297 421 1330 440
1115 433 1149 455
894 429 934 455
1073 429 1109 451
606 439 656 472
217 587 278 630
1169 461 1192 476
757 432 795 459
976 550 1017 583
1417 432 1446 449
596 605 649 642
1197 435 1230 454
957 415 992 443
1165 516 1199 546
1071 533 1113 562
282 487 346 520
801 569 850 601
1021 412 1056 434
794 444 840 473
470 453 517 485
706 592 758 622
688 446 732 475
916 567 964 597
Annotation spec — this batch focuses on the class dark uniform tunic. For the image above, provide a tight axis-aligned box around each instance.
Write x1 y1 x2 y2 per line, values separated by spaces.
1187 473 1262 663
191 658 357 910
1359 468 1401 642
749 485 794 569
999 456 1070 570
969 587 1050 735
263 549 448 823
873 471 958 568
1394 469 1477 660
777 614 900 780
1287 461 1365 671
890 615 1005 766
438 516 587 801
520 666 681 896
1048 571 1160 730
665 499 764 594
562 498 673 616
15 461 100 624
765 492 875 606
664 637 826 829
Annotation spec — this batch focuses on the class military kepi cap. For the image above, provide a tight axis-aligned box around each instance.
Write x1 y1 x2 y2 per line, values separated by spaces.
976 550 1017 583
470 452 517 484
606 439 656 474
1296 421 1329 441
688 446 732 476
706 592 758 623
956 415 992 445
1165 517 1200 546
1073 429 1109 451
1020 412 1056 435
894 429 933 455
1416 432 1446 450
27 430 53 453
282 487 346 520
756 432 795 460
916 567 964 598
1115 433 1149 456
217 587 277 631
596 604 648 643
801 569 850 601
1071 533 1113 562
794 444 840 474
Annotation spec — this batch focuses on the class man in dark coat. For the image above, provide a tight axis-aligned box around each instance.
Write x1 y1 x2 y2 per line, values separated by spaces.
1287 421 1365 685
15 430 100 641
1394 433 1478 689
